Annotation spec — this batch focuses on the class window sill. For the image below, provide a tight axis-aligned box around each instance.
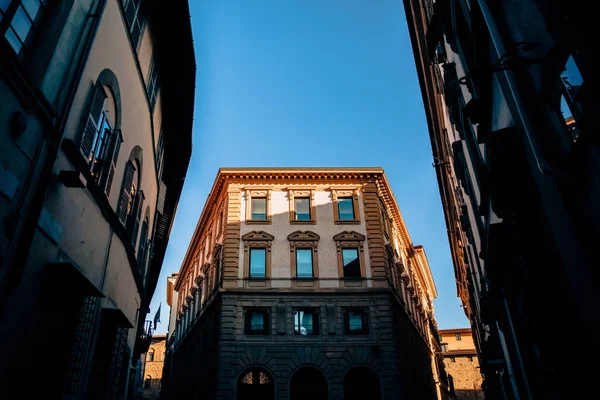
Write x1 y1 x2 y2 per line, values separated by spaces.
335 220 361 225
245 220 272 225
290 220 316 225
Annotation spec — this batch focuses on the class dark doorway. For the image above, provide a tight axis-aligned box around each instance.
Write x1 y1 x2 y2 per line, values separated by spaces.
290 367 328 400
237 368 275 400
343 366 381 400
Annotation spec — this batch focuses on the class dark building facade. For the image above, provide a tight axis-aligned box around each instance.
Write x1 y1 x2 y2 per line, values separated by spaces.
163 168 447 400
0 1 195 398
402 0 598 399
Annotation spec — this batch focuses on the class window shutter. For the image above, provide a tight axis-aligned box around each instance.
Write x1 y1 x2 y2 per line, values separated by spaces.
129 190 144 247
137 220 149 274
118 161 135 225
157 181 167 214
80 83 107 160
100 129 122 197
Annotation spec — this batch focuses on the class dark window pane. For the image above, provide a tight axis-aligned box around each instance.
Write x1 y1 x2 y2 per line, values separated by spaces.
342 248 360 277
1 0 11 13
294 310 317 335
296 249 313 278
295 197 311 220
251 198 267 220
11 6 32 43
249 248 266 278
338 197 355 220
5 28 22 53
22 0 41 20
249 311 264 332
348 311 366 334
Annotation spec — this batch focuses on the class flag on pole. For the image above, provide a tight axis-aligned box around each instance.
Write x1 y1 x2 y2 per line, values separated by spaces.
153 303 161 330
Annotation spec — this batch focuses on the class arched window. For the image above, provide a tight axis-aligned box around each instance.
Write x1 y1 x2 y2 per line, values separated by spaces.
144 375 152 389
237 368 274 400
290 367 328 400
118 149 144 248
343 367 381 400
79 71 123 197
147 349 155 362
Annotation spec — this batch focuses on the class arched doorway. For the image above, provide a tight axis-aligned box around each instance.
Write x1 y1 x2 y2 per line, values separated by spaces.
237 367 275 400
343 366 381 400
290 366 328 400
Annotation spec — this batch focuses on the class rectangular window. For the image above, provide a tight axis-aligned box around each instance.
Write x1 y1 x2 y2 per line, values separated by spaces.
295 249 313 278
440 344 447 352
456 333 462 341
146 57 160 109
122 0 145 48
294 310 318 336
245 310 269 335
342 248 361 277
250 198 267 220
338 197 355 220
294 197 311 221
345 310 368 335
2 0 46 56
249 248 266 278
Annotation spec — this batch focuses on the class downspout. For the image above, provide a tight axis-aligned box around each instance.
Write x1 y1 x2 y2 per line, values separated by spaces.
0 0 107 317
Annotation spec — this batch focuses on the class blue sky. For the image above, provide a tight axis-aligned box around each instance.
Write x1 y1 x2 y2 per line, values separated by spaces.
149 0 469 333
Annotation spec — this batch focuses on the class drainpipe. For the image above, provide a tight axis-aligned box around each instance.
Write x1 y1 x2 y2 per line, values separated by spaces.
0 0 107 318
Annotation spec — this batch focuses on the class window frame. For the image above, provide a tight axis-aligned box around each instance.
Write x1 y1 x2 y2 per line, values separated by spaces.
293 309 319 336
333 231 367 282
287 230 320 283
332 189 361 224
344 309 369 335
288 189 316 224
242 230 274 279
244 309 270 336
455 333 462 341
341 247 361 278
248 248 267 279
245 189 272 225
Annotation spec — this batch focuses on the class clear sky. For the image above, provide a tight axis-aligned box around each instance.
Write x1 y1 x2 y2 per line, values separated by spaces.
149 0 469 333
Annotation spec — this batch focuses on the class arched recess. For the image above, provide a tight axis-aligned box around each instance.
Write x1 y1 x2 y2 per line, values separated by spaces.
129 145 144 187
97 68 122 128
237 367 275 400
343 366 382 400
290 366 328 400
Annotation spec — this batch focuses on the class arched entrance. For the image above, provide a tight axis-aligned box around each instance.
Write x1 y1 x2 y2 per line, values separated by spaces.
343 366 381 400
290 366 328 400
237 367 275 400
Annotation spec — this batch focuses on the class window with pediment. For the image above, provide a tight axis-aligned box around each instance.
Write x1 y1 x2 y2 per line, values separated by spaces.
242 231 274 279
333 231 366 278
287 231 320 279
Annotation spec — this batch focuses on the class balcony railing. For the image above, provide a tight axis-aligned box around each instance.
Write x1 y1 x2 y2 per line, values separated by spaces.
137 320 154 354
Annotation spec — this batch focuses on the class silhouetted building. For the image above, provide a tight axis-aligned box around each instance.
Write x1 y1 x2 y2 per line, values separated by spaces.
162 168 447 400
402 0 597 399
0 0 194 398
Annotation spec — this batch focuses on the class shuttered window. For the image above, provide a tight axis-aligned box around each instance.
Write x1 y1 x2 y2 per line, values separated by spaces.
128 190 144 248
137 218 149 277
80 82 122 196
118 161 135 225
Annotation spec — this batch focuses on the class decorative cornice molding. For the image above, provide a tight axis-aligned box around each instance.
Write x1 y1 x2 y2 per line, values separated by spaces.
287 230 320 242
242 230 275 241
333 231 366 242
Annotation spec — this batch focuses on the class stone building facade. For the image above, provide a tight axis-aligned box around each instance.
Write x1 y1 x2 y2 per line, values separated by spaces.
401 0 598 398
163 168 447 400
0 1 195 398
439 328 483 400
141 335 167 399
